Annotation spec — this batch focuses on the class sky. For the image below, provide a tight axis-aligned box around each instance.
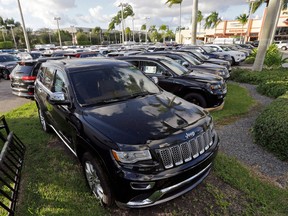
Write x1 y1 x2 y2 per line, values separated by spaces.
0 0 266 31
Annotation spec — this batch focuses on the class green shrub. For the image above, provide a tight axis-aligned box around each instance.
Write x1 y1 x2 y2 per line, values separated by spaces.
257 81 288 98
244 44 288 69
253 93 288 160
0 41 13 49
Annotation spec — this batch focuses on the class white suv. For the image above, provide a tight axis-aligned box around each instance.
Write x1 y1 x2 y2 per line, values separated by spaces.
274 41 288 50
204 44 246 65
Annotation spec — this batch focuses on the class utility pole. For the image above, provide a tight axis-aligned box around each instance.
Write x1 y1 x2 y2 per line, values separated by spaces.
54 17 62 48
17 0 31 51
145 17 150 43
7 24 17 49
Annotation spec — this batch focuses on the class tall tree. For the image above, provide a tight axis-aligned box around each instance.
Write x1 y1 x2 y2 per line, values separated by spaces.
253 0 284 71
159 24 168 42
235 13 249 43
204 11 222 38
165 0 183 43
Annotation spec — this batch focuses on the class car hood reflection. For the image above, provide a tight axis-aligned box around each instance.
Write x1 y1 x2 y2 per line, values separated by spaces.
83 91 206 144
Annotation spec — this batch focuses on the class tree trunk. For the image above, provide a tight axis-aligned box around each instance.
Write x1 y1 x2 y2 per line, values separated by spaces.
252 0 282 71
191 0 198 45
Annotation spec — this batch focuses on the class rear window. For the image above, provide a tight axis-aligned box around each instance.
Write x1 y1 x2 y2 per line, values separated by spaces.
11 62 38 76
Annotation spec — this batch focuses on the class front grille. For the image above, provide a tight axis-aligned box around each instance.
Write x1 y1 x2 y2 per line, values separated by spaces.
158 128 213 169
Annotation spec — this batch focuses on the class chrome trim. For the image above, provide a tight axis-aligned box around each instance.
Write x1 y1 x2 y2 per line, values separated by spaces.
130 182 155 190
49 124 77 156
124 163 212 207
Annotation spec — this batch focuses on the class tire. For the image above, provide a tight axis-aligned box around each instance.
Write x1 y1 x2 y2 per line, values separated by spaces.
38 108 51 133
82 152 114 207
3 70 10 80
184 93 207 108
281 46 287 51
231 57 236 65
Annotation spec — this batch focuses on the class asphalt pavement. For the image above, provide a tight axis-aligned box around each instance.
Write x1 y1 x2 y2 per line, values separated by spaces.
0 79 30 114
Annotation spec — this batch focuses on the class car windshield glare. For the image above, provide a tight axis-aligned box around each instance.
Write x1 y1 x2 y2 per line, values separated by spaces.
70 65 160 106
161 59 189 76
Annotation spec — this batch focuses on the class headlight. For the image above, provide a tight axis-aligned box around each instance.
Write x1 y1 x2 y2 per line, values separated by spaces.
207 83 222 91
112 150 152 164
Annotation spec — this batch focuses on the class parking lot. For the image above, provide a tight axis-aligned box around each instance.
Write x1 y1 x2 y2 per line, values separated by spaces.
0 79 29 113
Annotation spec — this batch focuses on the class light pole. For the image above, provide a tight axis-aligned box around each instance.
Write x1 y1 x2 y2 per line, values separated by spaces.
132 16 135 42
0 26 6 42
145 17 150 43
7 24 17 49
119 3 128 44
70 26 75 46
17 0 31 52
48 28 52 44
54 17 62 48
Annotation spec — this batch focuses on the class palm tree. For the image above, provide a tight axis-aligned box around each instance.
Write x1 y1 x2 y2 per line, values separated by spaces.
253 0 284 71
235 13 249 43
159 24 167 42
197 10 203 32
165 0 183 43
204 11 222 38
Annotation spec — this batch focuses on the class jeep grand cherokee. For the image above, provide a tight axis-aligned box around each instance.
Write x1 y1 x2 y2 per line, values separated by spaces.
34 58 220 208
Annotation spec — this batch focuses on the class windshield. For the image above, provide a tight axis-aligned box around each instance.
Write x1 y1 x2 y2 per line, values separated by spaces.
70 65 160 106
179 52 202 65
220 46 232 51
161 58 189 76
0 55 18 62
201 46 214 54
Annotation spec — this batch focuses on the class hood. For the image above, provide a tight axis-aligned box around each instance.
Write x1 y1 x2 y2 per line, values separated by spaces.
200 62 226 70
184 70 222 82
83 91 206 145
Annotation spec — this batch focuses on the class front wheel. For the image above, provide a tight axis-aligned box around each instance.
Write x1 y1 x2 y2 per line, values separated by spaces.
3 70 10 80
184 93 207 108
82 152 114 207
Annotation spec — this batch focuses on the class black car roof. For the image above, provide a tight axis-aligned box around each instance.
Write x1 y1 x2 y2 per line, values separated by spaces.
46 58 130 71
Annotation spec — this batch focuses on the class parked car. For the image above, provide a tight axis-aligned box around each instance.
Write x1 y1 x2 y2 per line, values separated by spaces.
178 45 233 65
10 57 63 98
64 51 102 58
34 58 220 208
204 44 246 65
117 55 227 108
142 51 230 80
16 51 42 60
274 41 288 50
0 53 18 80
175 49 232 72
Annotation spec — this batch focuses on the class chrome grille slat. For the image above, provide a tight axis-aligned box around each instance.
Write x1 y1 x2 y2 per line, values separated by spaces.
158 128 214 169
180 142 192 162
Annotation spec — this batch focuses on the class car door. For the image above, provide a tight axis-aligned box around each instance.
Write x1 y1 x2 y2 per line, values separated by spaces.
49 68 76 150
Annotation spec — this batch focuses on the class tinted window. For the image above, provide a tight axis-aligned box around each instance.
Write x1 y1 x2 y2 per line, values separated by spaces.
0 55 18 62
38 66 55 89
53 70 67 95
70 65 160 105
11 63 36 76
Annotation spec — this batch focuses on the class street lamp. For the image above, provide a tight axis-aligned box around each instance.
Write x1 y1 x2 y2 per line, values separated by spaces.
0 26 6 42
132 16 135 42
118 3 128 44
54 17 62 48
17 0 31 52
70 26 76 46
145 17 150 43
7 24 17 49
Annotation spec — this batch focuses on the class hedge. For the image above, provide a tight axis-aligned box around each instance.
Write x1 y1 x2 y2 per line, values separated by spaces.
253 93 288 161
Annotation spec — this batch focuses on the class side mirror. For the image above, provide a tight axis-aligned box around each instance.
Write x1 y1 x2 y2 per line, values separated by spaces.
182 61 189 68
48 92 70 105
151 76 159 84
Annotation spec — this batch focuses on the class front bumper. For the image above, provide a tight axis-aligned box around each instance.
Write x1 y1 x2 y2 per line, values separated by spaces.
113 132 220 208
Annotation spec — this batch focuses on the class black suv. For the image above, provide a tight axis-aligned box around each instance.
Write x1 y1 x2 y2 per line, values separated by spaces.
34 58 219 208
10 57 63 98
142 51 230 79
0 53 18 80
117 55 227 108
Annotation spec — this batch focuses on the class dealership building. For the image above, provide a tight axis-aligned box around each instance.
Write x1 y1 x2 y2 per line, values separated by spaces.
178 9 288 44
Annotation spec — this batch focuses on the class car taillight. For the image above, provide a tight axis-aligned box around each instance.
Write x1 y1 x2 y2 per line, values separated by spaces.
21 76 36 81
